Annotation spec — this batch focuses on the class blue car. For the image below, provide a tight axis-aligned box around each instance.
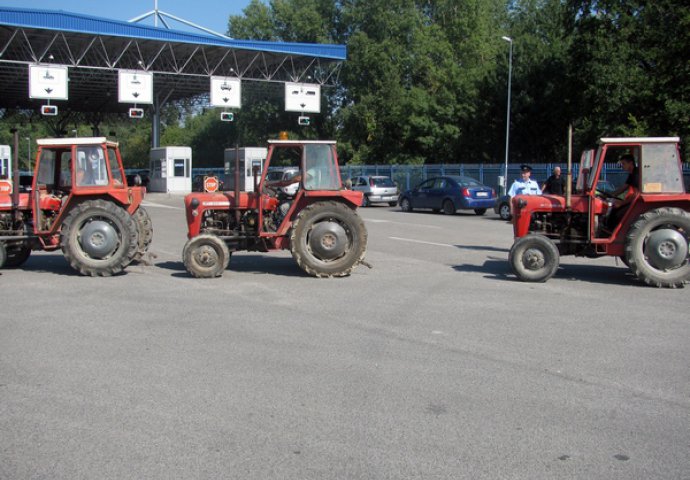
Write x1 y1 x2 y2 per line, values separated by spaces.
399 175 496 215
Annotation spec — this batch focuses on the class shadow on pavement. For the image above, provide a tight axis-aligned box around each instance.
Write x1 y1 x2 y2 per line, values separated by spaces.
159 255 307 278
453 256 638 286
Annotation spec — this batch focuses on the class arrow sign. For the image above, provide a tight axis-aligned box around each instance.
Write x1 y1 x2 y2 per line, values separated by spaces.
285 82 320 113
29 65 68 100
118 70 153 104
210 77 241 108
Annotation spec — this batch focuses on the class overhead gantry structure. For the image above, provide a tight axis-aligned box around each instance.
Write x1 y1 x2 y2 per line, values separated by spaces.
0 6 346 144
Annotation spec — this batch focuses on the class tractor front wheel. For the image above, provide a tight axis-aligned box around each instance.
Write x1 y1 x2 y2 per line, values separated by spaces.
509 234 559 283
625 207 690 288
290 201 367 277
60 200 139 276
4 243 31 268
183 234 230 278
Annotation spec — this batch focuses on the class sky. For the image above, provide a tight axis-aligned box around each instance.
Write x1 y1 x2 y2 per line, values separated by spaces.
7 1 254 37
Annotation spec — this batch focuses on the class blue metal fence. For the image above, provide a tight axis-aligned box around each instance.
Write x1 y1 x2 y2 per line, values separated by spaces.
143 163 690 192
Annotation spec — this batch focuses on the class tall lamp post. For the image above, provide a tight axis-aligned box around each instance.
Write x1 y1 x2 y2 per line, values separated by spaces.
501 36 513 196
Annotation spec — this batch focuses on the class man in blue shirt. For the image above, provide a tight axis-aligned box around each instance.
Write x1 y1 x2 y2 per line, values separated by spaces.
508 164 542 197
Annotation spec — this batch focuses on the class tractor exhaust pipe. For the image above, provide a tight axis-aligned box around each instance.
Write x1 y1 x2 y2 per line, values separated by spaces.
11 129 20 222
234 144 241 226
566 124 573 211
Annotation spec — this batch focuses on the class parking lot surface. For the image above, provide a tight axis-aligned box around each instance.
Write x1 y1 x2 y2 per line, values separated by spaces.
2 193 689 479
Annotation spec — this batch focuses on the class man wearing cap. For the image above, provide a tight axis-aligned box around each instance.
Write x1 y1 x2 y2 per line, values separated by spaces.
508 164 542 197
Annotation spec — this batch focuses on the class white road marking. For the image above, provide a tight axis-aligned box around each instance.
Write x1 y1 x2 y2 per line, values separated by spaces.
389 236 455 248
367 218 442 229
142 201 183 210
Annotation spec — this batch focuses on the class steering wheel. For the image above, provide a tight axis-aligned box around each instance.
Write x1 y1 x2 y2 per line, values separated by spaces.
595 188 616 199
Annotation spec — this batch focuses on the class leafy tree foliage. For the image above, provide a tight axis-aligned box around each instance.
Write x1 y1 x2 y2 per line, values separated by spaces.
1 0 688 167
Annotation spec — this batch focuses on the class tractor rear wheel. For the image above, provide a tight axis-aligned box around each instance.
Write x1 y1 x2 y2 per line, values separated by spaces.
60 199 139 276
183 234 230 278
290 201 367 277
132 206 154 262
4 243 31 268
624 207 690 288
509 234 559 282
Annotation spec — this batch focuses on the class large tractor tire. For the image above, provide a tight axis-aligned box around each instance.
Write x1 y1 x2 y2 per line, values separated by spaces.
624 207 690 288
4 243 31 268
183 234 230 278
509 234 560 283
132 206 154 262
290 201 367 277
60 199 139 276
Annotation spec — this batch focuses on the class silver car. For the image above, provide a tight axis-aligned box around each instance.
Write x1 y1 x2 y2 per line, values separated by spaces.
350 175 399 207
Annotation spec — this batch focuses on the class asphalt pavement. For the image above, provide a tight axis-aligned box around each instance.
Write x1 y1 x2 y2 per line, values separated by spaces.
1 193 689 479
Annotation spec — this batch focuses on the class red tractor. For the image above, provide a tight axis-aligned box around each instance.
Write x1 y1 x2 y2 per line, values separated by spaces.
509 137 690 287
182 139 367 278
0 137 152 276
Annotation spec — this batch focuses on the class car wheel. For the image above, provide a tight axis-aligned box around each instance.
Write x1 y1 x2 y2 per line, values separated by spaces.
509 234 559 283
474 208 487 216
442 199 455 215
499 202 512 221
388 201 397 207
361 195 370 207
624 207 690 287
400 197 413 212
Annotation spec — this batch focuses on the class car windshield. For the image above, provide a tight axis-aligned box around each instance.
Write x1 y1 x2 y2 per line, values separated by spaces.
452 176 483 188
371 177 395 187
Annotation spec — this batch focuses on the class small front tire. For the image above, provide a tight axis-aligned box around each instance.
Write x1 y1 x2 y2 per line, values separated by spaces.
509 234 559 283
183 234 231 278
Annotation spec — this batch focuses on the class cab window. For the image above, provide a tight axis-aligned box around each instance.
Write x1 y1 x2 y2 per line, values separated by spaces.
107 147 124 185
304 144 340 190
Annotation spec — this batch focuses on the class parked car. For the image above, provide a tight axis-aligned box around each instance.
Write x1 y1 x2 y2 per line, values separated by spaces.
350 175 399 206
265 166 300 196
494 194 512 220
399 175 496 215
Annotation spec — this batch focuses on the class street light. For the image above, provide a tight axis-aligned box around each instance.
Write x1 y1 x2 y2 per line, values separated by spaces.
501 36 513 196
25 137 31 172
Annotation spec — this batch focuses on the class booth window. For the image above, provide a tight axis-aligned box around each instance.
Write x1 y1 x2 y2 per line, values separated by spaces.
0 157 8 179
173 158 188 177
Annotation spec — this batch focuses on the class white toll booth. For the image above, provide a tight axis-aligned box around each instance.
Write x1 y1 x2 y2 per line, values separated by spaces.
148 146 192 193
224 147 267 192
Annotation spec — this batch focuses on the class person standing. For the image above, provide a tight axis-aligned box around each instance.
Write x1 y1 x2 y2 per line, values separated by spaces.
542 166 566 195
508 164 542 197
